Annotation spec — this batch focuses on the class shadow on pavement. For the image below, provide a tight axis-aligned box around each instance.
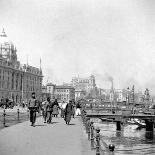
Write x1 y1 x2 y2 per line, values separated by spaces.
35 125 47 127
51 122 59 124
69 123 76 125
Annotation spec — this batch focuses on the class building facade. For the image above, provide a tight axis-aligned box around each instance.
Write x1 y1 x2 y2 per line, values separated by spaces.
71 74 96 93
54 85 75 103
46 83 56 99
75 89 86 100
0 29 43 103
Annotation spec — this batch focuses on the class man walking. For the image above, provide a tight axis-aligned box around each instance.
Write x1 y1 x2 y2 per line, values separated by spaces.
75 101 81 116
41 99 48 123
28 92 38 127
46 97 53 124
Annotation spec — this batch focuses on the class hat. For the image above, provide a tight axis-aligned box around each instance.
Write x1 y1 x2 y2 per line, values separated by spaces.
32 92 35 95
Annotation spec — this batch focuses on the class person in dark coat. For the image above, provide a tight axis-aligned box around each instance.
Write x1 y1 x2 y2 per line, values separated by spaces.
71 100 75 118
46 97 53 124
64 100 73 125
28 92 38 127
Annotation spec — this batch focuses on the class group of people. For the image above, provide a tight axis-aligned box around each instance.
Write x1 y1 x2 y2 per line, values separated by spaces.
28 92 82 127
0 98 15 109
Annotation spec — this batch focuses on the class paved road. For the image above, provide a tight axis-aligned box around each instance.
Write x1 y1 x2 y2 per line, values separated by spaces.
0 116 95 155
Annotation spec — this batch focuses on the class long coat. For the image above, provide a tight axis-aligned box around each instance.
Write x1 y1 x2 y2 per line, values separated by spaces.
64 103 73 122
52 105 59 115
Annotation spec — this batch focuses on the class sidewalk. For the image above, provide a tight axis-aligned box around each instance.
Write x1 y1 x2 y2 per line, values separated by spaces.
0 116 95 155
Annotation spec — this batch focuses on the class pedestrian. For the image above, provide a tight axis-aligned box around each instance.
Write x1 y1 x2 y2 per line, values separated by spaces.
75 101 81 116
46 97 53 124
52 99 59 117
41 100 48 123
64 100 73 125
71 100 75 118
28 92 38 127
60 101 67 118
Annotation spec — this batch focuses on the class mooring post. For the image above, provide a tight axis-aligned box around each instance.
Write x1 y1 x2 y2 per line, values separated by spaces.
116 121 121 131
17 108 20 121
83 113 86 128
145 120 154 132
96 127 100 155
86 117 90 134
90 121 94 149
3 109 6 127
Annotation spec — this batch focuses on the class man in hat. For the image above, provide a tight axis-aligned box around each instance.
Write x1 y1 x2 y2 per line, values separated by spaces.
28 92 38 127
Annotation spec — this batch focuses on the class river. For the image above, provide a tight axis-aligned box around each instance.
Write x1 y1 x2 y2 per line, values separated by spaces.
93 119 155 155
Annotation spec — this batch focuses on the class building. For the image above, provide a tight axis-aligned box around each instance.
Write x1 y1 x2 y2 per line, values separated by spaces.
41 85 50 101
0 29 43 103
46 83 56 99
54 85 75 103
75 89 86 100
71 74 96 93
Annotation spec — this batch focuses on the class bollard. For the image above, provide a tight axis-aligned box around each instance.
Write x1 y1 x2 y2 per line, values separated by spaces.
3 109 6 127
109 144 115 152
86 117 90 133
90 121 94 150
96 127 100 155
84 114 87 130
17 109 19 121
87 119 91 140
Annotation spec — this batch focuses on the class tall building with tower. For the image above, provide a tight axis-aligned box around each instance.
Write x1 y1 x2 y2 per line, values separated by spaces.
71 74 97 99
0 29 43 103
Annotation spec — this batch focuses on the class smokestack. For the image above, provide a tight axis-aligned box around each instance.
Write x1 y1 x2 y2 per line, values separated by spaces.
111 80 114 91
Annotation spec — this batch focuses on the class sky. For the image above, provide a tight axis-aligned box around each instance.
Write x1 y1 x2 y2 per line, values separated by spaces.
0 0 155 93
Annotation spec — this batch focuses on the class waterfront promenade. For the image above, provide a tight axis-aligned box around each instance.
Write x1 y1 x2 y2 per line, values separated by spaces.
0 116 95 155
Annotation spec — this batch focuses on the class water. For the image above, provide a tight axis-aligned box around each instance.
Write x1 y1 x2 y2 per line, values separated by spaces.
93 119 155 155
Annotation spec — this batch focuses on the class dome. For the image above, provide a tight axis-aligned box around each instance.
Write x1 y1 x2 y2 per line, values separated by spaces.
0 28 12 45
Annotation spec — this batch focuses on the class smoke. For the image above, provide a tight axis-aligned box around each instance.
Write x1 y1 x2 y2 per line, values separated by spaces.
92 71 113 82
92 71 114 89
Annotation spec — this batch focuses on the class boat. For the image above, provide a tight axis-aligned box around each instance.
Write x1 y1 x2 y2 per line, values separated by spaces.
100 118 115 122
133 118 146 128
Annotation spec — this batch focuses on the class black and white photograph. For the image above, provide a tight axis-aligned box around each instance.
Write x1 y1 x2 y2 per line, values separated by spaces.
0 0 155 154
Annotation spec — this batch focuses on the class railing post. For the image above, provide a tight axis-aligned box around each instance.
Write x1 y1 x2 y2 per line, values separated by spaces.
17 108 19 121
96 127 100 155
87 118 91 140
3 109 6 127
90 121 94 150
86 117 90 133
27 109 29 119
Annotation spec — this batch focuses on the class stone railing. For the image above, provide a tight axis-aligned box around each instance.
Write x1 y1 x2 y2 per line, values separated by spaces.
81 110 115 155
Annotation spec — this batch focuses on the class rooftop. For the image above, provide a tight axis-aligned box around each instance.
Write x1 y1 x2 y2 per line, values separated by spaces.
55 85 75 89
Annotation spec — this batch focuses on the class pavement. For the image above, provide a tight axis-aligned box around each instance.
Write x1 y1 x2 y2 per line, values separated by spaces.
0 116 95 155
